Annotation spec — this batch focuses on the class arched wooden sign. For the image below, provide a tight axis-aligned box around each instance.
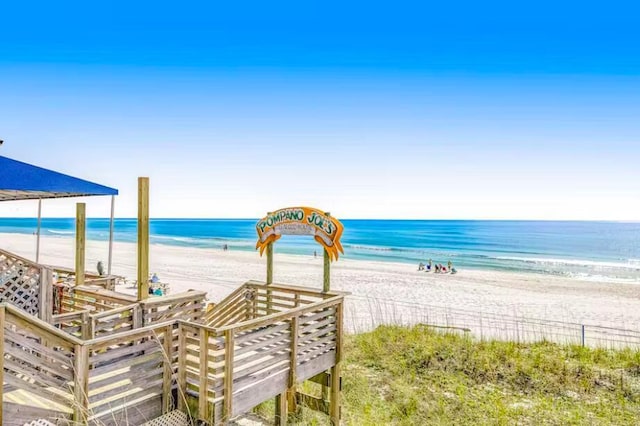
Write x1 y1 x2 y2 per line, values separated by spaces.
256 207 345 260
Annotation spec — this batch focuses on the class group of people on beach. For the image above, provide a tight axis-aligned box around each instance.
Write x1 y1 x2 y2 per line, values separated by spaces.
418 259 457 274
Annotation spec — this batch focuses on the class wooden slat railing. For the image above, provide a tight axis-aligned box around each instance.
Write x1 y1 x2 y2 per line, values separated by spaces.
1 303 82 423
61 285 137 314
183 283 346 423
140 290 207 326
85 322 175 424
1 282 348 425
204 280 340 327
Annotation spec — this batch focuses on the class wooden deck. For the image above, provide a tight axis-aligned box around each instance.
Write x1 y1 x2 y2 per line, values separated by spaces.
1 279 347 425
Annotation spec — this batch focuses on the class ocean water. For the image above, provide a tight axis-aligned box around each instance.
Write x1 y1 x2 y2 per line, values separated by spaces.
1 218 639 283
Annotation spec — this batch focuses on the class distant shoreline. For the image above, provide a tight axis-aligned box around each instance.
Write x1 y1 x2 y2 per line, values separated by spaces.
1 218 639 284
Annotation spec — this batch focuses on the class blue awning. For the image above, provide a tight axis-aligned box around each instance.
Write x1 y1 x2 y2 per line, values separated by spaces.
0 155 118 201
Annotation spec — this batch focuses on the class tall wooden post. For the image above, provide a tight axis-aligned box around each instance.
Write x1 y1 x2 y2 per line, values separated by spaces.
75 203 86 286
137 177 150 300
323 249 331 293
266 242 274 284
323 212 331 293
73 344 89 423
266 241 274 315
329 302 344 425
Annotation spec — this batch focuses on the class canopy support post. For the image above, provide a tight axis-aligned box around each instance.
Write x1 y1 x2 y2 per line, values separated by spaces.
75 203 86 286
36 198 42 263
137 177 150 301
107 195 115 275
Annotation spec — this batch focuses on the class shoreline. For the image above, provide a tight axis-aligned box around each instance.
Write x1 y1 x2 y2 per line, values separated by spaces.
2 232 640 335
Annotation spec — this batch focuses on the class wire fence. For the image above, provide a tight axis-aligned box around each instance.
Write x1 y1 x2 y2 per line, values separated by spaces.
344 294 640 349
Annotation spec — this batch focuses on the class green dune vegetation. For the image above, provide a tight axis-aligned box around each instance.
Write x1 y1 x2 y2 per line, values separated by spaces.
259 325 640 425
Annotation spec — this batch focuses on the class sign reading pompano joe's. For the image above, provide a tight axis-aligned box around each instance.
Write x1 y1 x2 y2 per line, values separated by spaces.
256 207 345 260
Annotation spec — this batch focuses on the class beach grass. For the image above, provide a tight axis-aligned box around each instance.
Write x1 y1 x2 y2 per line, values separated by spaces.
258 325 640 425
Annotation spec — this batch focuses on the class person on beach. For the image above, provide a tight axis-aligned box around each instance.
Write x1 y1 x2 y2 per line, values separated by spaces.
418 262 425 271
426 259 432 272
448 261 452 271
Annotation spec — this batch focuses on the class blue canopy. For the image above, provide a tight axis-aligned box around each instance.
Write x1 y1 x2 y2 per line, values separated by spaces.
0 155 118 201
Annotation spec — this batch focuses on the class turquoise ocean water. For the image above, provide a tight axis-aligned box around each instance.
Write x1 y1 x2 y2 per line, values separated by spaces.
1 218 639 283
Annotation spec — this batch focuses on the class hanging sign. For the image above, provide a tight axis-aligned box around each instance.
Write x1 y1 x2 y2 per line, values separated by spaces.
256 207 344 260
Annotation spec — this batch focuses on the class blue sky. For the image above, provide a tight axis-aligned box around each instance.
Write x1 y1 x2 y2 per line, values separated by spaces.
0 1 639 219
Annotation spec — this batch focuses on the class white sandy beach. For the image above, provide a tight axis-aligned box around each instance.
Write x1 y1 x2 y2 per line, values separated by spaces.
2 232 640 341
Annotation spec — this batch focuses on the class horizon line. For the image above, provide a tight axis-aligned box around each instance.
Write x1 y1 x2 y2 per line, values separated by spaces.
0 216 637 223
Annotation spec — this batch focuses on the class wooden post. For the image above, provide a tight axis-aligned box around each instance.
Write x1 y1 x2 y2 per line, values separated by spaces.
0 306 5 425
137 177 150 300
266 242 274 314
199 328 209 420
330 302 344 425
287 316 299 414
81 311 91 340
321 249 331 403
224 329 235 422
177 323 187 411
75 203 86 286
73 344 89 423
39 267 53 323
323 249 330 293
275 392 287 426
266 242 274 284
162 325 174 413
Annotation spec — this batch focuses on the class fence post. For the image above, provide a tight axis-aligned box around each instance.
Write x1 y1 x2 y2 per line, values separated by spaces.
581 324 585 347
81 311 91 340
73 344 89 423
162 325 174 413
177 323 187 412
224 329 235 422
199 328 209 420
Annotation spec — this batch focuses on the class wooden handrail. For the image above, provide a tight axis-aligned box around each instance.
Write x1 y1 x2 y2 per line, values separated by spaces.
73 285 138 304
83 319 176 346
90 303 138 320
215 295 345 334
245 280 350 297
139 290 207 306
52 309 92 323
1 302 84 345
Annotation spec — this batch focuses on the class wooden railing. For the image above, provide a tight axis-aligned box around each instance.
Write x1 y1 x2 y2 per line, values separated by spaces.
1 283 347 425
50 265 119 291
85 322 175 424
204 280 334 327
185 282 346 423
60 285 137 314
1 303 81 424
1 303 176 425
140 290 207 326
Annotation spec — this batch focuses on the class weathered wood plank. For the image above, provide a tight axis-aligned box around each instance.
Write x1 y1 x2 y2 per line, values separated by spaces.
297 351 336 382
232 369 288 417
